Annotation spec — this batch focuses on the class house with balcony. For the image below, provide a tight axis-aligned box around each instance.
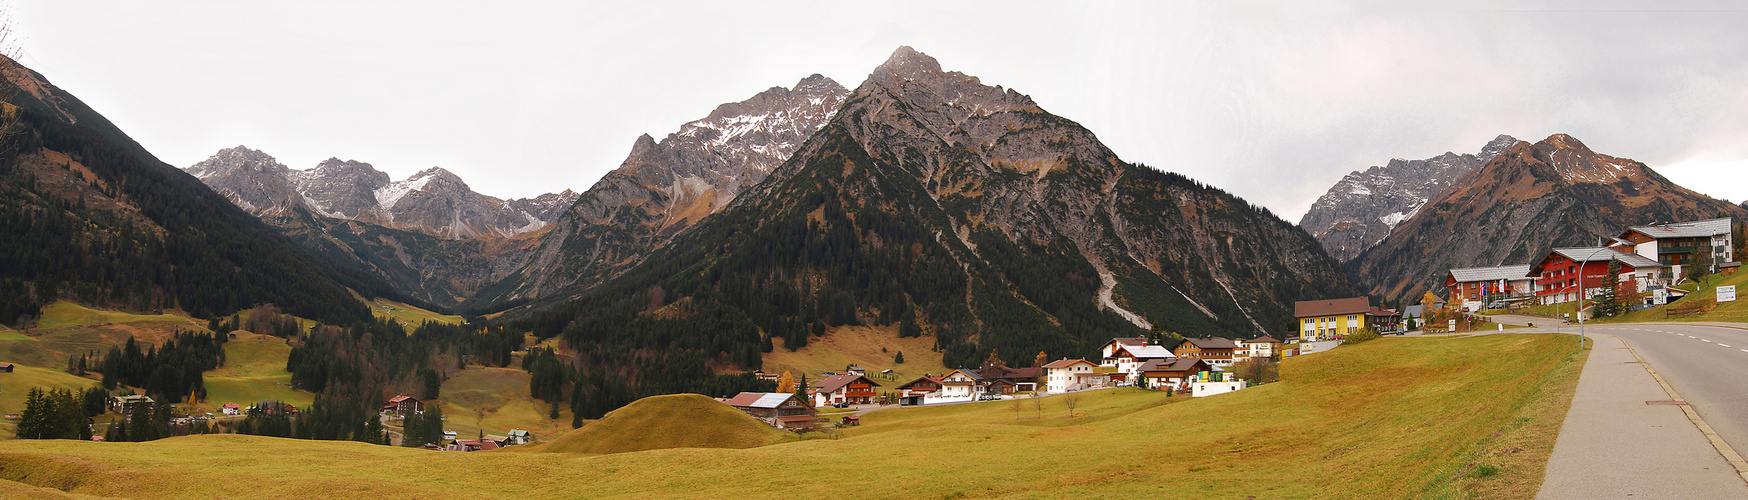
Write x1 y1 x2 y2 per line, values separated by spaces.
1444 264 1537 312
724 392 817 430
1042 359 1099 393
810 373 880 407
1106 344 1175 382
1530 247 1660 306
1098 337 1149 366
1610 217 1735 283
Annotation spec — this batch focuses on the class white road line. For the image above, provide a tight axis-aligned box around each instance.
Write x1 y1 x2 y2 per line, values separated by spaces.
1741 349 1748 353
1722 344 1732 348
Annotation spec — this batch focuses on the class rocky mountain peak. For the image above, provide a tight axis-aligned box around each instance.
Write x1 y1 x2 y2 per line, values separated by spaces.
1300 135 1521 262
184 145 303 216
1530 133 1643 184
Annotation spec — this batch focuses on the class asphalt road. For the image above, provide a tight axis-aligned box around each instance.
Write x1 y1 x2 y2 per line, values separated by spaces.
1563 323 1748 458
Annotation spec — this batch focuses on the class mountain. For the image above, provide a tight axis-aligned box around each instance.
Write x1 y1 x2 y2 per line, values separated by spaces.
1300 135 1520 262
0 56 373 324
475 74 852 307
1348 133 1748 301
515 47 1361 382
189 151 577 240
186 147 575 306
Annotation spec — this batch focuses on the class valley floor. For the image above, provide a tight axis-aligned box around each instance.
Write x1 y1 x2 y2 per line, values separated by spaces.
0 333 1584 499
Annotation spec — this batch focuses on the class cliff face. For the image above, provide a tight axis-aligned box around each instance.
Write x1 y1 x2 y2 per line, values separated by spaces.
476 75 851 307
1300 135 1519 262
1349 133 1748 301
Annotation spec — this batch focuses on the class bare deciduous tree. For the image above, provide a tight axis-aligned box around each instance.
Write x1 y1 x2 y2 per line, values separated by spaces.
1063 393 1081 417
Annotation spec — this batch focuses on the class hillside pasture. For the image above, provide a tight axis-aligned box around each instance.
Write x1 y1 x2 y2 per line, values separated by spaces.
761 324 949 384
431 366 572 440
195 333 313 412
535 394 792 455
0 364 102 438
0 333 1583 499
0 301 210 368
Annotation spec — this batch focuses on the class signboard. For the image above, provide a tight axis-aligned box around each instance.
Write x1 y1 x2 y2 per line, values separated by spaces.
1651 285 1667 306
1720 286 1737 303
1447 319 1457 331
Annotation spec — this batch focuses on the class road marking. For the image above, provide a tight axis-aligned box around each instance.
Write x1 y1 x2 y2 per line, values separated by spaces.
1722 344 1733 348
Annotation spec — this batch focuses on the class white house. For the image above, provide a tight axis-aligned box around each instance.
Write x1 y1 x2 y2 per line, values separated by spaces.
1109 344 1174 382
937 369 982 401
1043 359 1099 393
1612 217 1735 282
1099 337 1148 366
1238 336 1281 360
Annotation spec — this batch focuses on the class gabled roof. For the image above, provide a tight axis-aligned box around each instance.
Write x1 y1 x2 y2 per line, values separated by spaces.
1294 297 1372 318
812 373 881 393
1183 337 1240 350
1533 247 1662 273
943 369 983 380
1447 265 1535 284
1104 337 1148 349
1245 335 1281 344
724 392 801 409
896 376 944 391
386 395 415 404
1042 359 1096 369
1142 357 1212 373
1625 218 1732 239
1113 345 1175 359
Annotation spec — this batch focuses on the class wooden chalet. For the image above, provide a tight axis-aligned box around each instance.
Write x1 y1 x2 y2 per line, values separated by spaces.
381 395 423 416
0 362 13 373
1175 337 1240 367
811 373 880 406
975 364 1041 393
724 392 817 430
1099 337 1149 366
110 395 155 417
896 375 944 405
1137 357 1213 390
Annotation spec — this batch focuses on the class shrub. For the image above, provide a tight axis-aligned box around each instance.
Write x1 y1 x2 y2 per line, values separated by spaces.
1342 327 1381 346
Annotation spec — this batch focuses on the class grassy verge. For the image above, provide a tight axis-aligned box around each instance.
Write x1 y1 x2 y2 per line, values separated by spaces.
1591 271 1748 324
0 333 1584 498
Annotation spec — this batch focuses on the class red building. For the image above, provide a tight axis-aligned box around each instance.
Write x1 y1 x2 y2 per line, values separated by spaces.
1530 247 1660 306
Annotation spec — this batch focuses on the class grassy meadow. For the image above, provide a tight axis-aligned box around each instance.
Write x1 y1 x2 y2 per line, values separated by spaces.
368 298 465 327
0 365 103 438
762 324 949 384
190 333 313 413
0 333 1585 499
0 301 210 368
432 366 572 440
532 394 793 454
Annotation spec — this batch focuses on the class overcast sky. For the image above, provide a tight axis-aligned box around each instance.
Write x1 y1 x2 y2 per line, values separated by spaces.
13 1 1748 220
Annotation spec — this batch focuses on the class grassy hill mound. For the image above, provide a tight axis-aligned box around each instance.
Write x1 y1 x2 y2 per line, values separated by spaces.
537 393 790 455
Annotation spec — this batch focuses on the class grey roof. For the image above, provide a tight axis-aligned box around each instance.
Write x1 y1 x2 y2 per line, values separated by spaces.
1115 345 1176 359
1627 218 1732 239
1448 264 1535 283
1551 247 1661 269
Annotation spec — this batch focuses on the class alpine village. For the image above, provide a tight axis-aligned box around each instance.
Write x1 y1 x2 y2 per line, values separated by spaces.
2 6 1748 499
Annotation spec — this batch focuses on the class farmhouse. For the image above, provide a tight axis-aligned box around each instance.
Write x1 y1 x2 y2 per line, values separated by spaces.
1042 359 1099 393
974 364 1041 393
1175 337 1240 367
381 395 423 416
724 392 817 430
896 375 943 405
1106 344 1175 381
449 439 500 452
0 362 13 373
811 373 880 407
506 429 532 445
1098 337 1149 366
1136 357 1212 390
937 369 982 401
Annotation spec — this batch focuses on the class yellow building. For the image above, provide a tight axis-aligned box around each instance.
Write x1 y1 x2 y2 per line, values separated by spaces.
1294 297 1373 342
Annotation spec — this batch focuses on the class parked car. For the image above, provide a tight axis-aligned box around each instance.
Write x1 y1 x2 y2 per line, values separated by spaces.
1486 301 1509 310
832 401 850 408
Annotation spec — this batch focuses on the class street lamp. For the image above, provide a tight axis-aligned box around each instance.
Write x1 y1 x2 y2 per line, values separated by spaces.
1574 247 1613 351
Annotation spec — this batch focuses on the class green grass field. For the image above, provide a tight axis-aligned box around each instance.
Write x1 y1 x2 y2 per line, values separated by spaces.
194 333 313 413
369 298 464 327
1 301 211 368
762 324 949 384
431 366 572 441
533 394 792 454
0 365 103 438
1594 271 1748 324
0 333 1585 499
